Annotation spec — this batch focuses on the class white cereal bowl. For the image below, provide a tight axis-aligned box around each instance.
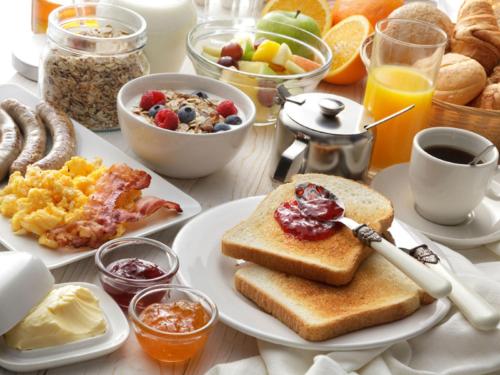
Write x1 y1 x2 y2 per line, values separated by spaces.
117 73 256 179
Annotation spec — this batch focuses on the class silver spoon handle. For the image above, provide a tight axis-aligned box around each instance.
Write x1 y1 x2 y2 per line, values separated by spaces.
469 144 495 166
363 104 415 130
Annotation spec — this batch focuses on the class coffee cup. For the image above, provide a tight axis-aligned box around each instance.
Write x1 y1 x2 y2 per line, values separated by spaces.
409 127 499 225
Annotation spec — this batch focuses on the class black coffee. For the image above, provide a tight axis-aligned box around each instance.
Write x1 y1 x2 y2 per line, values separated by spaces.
424 145 478 165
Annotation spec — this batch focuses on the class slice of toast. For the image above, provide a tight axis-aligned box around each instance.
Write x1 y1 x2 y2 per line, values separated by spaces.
222 174 394 285
235 254 433 342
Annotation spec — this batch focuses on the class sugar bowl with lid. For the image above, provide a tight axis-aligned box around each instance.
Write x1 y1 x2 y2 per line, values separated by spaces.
270 88 374 183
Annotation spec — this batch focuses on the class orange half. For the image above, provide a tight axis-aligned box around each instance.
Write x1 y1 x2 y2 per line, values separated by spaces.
322 15 373 85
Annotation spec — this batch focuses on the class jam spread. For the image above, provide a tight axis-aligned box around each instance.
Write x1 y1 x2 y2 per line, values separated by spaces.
107 258 166 280
135 300 211 362
140 301 209 333
274 183 345 241
102 258 170 310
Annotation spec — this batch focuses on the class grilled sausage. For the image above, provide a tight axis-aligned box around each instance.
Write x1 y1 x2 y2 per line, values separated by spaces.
34 102 76 170
1 99 47 175
0 109 22 180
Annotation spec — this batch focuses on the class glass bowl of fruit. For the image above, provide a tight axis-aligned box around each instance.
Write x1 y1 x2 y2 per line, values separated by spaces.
187 18 333 126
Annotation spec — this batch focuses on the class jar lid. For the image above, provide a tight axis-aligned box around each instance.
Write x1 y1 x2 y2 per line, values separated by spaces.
0 253 54 335
47 3 147 55
282 93 366 137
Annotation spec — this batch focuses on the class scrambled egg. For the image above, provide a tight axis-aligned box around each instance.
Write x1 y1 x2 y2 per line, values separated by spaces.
0 157 107 248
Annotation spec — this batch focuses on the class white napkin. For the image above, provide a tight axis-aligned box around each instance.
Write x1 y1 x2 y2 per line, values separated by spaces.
206 246 500 375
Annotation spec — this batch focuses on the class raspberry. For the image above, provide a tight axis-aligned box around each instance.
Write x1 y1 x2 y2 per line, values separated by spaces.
140 90 166 110
216 100 238 117
154 109 179 130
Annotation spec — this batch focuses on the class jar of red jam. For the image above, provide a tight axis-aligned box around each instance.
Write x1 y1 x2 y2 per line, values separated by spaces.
129 284 218 363
95 237 179 310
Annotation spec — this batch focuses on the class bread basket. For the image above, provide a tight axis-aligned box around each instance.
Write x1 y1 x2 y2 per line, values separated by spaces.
360 35 500 150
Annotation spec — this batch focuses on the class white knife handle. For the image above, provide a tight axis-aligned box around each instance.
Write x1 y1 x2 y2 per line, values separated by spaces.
430 262 500 330
369 237 452 298
344 221 452 298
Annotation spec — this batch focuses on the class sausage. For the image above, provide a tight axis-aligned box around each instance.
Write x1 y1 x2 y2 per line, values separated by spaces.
34 102 76 170
1 99 47 175
0 109 23 181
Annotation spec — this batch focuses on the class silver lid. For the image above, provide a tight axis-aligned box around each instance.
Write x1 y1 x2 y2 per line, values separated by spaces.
282 93 366 137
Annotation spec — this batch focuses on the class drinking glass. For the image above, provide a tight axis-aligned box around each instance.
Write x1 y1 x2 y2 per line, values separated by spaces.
363 18 447 171
195 0 263 20
32 0 67 33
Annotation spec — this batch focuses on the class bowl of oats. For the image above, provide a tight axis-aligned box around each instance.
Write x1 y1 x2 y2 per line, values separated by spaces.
117 73 256 179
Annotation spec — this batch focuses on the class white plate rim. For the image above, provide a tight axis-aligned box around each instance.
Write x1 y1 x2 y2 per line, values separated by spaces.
173 195 451 351
0 281 129 372
371 163 500 249
0 83 201 269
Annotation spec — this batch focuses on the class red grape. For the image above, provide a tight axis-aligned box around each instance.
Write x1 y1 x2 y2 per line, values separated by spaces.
217 56 238 68
221 42 243 61
257 81 277 107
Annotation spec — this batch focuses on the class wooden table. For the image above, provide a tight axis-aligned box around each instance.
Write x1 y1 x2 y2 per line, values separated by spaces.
0 1 496 374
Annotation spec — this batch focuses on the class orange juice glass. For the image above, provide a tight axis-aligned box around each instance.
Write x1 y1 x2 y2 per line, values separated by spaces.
363 18 447 170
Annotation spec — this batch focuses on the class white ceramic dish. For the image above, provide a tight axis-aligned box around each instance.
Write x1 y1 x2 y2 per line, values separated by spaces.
372 163 500 250
0 282 129 373
117 73 256 179
172 196 451 351
0 84 201 269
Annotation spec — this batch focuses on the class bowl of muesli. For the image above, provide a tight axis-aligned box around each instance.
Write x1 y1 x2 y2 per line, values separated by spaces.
118 73 256 178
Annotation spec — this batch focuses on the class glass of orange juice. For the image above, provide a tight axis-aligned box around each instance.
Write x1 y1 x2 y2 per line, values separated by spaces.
363 18 447 170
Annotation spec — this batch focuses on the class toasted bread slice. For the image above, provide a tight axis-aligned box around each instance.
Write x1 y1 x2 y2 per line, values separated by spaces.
222 174 394 285
235 254 433 341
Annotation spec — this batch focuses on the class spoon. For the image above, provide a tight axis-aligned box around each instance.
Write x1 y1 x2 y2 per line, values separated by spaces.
469 144 495 166
363 104 415 130
296 183 452 298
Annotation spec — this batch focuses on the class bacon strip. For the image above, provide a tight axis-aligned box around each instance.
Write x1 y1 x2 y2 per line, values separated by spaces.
46 164 182 249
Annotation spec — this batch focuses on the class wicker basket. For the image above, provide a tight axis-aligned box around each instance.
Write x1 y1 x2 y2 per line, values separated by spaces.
430 99 500 150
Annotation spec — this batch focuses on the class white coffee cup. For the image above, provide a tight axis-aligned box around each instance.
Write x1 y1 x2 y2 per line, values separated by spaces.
409 127 499 225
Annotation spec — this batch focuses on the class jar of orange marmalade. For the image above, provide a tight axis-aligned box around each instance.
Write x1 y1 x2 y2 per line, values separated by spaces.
129 284 218 362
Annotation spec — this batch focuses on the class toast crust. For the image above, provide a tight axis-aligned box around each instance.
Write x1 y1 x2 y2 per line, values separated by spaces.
223 174 394 286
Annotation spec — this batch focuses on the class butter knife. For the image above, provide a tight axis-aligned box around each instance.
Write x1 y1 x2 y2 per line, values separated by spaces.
392 221 500 331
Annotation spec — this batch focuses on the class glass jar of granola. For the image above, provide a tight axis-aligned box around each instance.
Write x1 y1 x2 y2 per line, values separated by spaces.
40 3 149 131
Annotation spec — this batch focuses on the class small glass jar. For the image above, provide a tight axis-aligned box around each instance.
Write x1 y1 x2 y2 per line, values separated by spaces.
129 284 218 363
40 3 149 131
95 237 179 310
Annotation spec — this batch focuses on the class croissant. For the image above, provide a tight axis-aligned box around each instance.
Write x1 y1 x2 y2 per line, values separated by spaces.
451 0 500 74
472 83 500 110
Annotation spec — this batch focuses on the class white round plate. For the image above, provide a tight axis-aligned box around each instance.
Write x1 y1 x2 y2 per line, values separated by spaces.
372 164 500 249
173 196 451 351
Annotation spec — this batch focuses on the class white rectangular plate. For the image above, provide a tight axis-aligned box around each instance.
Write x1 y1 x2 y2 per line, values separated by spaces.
0 84 201 269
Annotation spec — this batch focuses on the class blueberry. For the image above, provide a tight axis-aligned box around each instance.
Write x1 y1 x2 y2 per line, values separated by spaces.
225 115 242 125
214 123 231 132
148 104 164 118
177 106 196 123
192 91 208 99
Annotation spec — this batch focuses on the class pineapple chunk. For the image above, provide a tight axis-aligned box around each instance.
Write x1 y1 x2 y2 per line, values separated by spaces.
252 40 281 64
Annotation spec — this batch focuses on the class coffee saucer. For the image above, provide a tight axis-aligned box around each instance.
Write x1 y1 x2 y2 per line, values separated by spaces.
371 163 500 249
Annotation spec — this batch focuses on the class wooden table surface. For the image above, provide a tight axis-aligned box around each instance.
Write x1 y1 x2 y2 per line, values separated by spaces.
0 1 495 375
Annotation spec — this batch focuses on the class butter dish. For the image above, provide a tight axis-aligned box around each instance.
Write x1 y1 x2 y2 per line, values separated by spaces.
0 253 129 372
